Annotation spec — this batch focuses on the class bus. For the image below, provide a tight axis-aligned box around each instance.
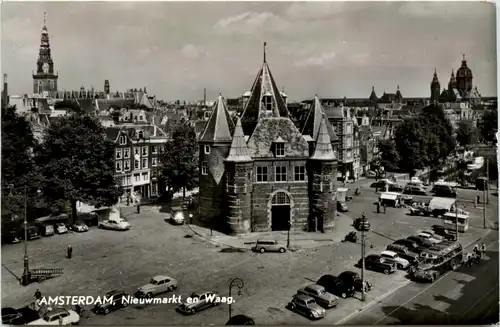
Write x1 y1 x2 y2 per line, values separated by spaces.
443 212 469 232
410 241 463 283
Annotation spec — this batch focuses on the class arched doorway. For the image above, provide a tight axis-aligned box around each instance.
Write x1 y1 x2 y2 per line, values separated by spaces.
270 191 291 231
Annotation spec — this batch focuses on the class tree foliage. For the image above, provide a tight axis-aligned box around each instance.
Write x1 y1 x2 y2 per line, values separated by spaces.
54 100 81 113
35 113 122 223
377 139 400 171
161 121 198 197
478 109 497 145
456 120 478 148
394 104 456 173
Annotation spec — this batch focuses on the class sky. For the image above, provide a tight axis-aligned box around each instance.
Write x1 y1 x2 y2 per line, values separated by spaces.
1 1 497 102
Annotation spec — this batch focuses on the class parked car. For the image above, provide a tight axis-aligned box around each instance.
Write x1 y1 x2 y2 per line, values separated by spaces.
225 315 255 325
71 221 89 233
353 217 370 231
406 235 433 248
22 226 40 240
431 225 457 241
316 274 355 299
135 275 178 298
366 171 376 178
380 250 410 269
55 223 68 234
169 207 185 225
2 230 21 244
403 186 427 196
98 219 131 231
251 240 286 253
9 305 40 325
287 295 326 320
416 232 442 244
419 230 444 241
38 224 55 237
337 271 372 292
337 201 348 212
2 307 24 325
27 308 79 325
357 255 396 274
431 185 457 198
392 239 421 253
386 244 420 265
296 284 339 308
176 292 220 315
94 290 129 314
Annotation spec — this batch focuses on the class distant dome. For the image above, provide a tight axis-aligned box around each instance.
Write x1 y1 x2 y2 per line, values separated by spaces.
456 56 473 78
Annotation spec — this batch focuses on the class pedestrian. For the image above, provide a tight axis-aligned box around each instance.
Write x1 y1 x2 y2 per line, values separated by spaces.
137 204 141 214
480 243 486 257
466 253 472 267
473 244 479 256
67 245 73 259
34 289 42 300
383 204 387 214
376 202 380 214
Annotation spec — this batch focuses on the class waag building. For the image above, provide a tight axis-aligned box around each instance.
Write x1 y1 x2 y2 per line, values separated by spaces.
198 50 340 236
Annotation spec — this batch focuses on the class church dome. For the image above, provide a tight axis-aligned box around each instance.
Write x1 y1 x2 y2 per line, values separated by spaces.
456 55 473 78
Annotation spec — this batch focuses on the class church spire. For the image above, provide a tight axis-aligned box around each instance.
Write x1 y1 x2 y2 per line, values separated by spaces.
263 42 267 63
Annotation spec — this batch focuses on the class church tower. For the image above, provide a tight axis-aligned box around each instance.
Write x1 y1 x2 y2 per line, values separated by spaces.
430 69 440 103
224 117 253 235
456 54 473 97
198 94 236 228
308 114 338 232
32 13 58 97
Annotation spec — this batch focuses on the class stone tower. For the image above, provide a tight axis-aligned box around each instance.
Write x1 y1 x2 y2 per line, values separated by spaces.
198 94 236 228
308 114 338 232
430 69 440 103
224 117 253 235
456 54 473 97
32 13 58 97
104 80 110 95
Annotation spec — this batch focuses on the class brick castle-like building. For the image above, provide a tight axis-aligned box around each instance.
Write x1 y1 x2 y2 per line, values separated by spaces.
198 48 340 235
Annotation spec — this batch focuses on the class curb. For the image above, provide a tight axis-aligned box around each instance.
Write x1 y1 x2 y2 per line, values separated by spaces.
334 229 492 325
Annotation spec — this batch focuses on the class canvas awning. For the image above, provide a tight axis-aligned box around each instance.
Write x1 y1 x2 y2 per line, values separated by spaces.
428 197 456 211
380 192 399 201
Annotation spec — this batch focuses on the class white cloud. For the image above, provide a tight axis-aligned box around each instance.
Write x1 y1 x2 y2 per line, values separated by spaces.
294 52 336 68
285 2 346 20
349 53 372 67
180 44 208 59
213 11 289 35
397 2 487 18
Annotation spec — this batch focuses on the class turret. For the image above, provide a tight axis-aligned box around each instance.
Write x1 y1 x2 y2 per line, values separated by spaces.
308 114 338 232
430 69 440 103
224 117 253 235
198 94 236 228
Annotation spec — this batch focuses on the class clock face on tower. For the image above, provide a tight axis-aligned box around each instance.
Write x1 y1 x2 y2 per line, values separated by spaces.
43 63 49 73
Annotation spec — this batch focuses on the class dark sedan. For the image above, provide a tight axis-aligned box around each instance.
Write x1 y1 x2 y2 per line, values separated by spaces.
226 315 255 325
316 274 355 299
94 290 129 314
337 271 372 292
357 255 396 274
407 235 433 248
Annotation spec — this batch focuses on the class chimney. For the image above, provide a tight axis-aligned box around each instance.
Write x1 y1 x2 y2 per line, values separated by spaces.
204 88 206 106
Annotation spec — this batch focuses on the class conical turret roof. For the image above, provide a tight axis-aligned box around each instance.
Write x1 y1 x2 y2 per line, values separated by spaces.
225 117 252 162
431 69 440 85
302 95 339 142
311 114 336 161
199 94 235 143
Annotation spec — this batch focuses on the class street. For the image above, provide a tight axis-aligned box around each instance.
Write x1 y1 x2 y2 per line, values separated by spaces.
1 189 495 325
342 229 499 325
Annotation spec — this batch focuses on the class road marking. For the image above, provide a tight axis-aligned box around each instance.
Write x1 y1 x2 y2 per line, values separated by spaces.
457 283 499 321
371 238 498 325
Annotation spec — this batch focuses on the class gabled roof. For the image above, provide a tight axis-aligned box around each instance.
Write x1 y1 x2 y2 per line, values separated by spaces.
105 127 123 142
369 86 378 102
225 117 252 162
311 115 336 161
139 93 154 108
240 59 289 135
301 95 339 142
246 117 309 158
199 94 235 143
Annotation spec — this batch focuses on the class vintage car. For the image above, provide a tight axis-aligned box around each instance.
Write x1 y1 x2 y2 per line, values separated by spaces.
287 295 326 320
2 307 24 325
251 240 286 253
296 284 339 308
55 223 68 234
416 232 442 244
407 235 433 248
27 307 79 325
135 275 178 298
353 217 370 231
316 274 355 299
380 250 410 269
225 315 255 325
94 290 129 315
386 244 420 265
98 219 131 231
71 221 89 233
337 271 372 293
176 292 220 315
392 239 421 253
357 255 396 274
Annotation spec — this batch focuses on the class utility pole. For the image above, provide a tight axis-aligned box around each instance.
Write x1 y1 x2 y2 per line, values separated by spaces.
486 158 489 204
22 186 30 286
483 187 487 229
361 227 366 302
455 201 459 239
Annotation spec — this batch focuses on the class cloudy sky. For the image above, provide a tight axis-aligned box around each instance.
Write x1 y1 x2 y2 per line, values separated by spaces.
2 1 496 101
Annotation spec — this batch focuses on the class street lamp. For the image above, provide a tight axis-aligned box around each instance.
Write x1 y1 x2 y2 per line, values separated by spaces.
228 278 244 319
360 226 373 302
287 220 291 248
189 213 193 224
20 187 41 286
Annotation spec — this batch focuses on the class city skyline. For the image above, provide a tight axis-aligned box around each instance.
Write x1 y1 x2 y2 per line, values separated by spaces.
2 1 497 101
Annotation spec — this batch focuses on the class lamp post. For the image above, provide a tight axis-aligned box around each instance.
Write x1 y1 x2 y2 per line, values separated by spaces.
228 278 244 319
287 220 291 248
360 226 373 302
22 186 30 286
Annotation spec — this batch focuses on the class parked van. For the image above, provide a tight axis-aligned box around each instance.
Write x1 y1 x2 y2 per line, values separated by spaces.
37 224 55 237
21 225 41 240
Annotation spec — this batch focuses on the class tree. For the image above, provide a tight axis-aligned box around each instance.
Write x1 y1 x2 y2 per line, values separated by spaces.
394 104 455 174
456 120 478 148
161 120 198 201
377 139 400 172
35 113 122 224
54 100 81 113
478 109 497 145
